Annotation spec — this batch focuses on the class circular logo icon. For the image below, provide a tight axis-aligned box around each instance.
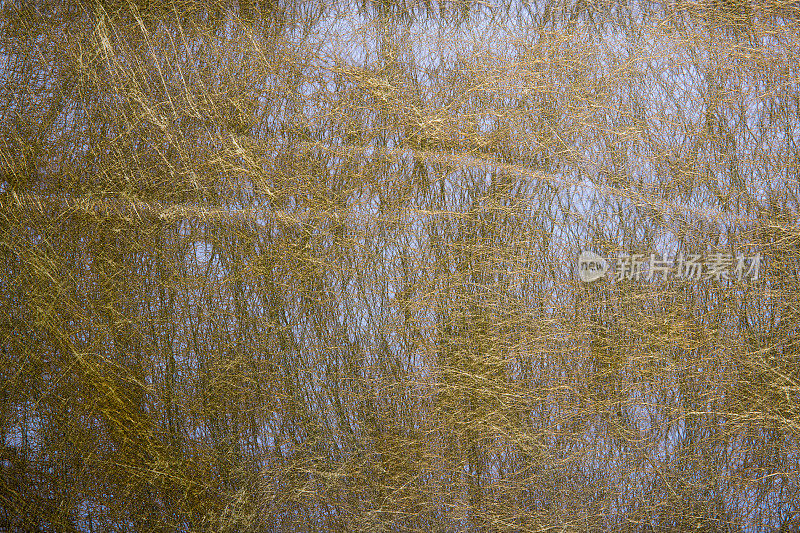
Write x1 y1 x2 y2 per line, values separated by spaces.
578 251 609 282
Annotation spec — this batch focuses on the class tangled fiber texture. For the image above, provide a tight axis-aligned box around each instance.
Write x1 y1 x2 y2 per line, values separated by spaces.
1 0 800 531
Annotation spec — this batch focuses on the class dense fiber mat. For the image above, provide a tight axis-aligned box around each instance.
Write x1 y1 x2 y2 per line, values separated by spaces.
1 1 799 531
